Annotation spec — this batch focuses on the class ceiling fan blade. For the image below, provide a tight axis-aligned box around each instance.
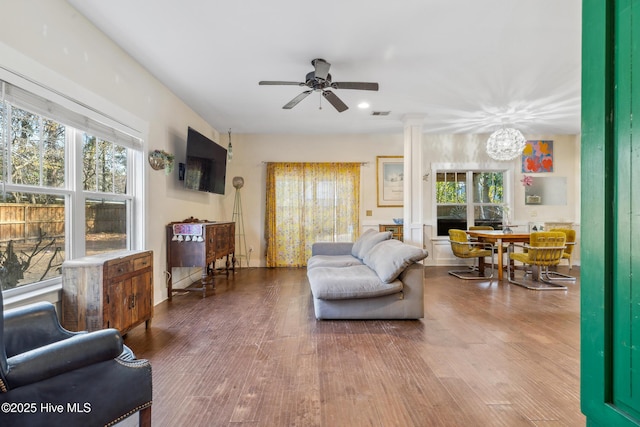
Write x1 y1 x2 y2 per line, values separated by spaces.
312 58 331 80
331 82 379 91
259 81 305 86
322 90 348 112
283 90 312 109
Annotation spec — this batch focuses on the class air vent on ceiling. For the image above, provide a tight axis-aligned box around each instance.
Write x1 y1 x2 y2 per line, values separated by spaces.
371 111 391 116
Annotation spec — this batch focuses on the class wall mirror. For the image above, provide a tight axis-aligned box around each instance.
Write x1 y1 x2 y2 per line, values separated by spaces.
525 176 567 205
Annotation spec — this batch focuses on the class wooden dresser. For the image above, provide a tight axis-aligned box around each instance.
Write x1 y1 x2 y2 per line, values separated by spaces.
166 221 235 299
61 250 153 334
379 224 403 241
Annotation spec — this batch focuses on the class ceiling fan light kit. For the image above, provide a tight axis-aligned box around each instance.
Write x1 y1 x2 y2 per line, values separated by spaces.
485 128 526 161
259 58 379 112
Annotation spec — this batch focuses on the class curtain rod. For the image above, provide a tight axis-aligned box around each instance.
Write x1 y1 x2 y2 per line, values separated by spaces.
261 161 370 165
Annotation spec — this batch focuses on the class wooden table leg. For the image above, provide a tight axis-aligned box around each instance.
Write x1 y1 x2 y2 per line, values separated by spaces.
496 238 504 280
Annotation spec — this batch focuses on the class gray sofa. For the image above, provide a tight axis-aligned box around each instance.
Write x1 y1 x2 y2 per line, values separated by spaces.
307 229 428 320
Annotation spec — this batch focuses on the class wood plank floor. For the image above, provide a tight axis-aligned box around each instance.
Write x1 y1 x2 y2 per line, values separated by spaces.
123 266 584 427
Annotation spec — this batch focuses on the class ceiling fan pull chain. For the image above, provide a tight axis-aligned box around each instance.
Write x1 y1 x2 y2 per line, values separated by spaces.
319 93 322 110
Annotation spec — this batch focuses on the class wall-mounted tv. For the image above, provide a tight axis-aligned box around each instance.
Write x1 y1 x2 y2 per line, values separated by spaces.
184 127 227 195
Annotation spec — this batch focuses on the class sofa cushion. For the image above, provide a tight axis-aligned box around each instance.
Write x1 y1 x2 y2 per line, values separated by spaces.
351 229 392 259
307 265 403 300
363 239 429 283
307 254 363 269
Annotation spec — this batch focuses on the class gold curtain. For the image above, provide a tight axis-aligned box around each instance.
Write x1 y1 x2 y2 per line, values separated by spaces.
265 162 361 267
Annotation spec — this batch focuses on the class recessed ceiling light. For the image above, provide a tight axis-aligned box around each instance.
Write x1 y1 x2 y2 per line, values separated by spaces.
358 102 370 109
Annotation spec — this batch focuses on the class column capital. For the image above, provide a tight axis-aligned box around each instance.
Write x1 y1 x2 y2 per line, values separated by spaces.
401 114 426 128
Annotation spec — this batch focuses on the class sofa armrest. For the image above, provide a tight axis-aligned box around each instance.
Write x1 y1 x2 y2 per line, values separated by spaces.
398 263 425 300
5 328 124 389
311 242 354 256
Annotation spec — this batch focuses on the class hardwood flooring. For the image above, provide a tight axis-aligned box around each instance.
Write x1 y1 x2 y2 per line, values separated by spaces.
123 266 584 427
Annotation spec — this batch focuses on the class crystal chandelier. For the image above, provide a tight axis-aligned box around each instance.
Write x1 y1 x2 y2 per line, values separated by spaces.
486 128 526 161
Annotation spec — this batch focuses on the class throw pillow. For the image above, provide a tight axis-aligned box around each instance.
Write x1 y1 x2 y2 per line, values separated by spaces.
351 229 392 259
363 239 429 283
350 228 375 257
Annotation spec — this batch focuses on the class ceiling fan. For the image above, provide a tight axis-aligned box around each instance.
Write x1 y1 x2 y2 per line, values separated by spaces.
259 58 379 112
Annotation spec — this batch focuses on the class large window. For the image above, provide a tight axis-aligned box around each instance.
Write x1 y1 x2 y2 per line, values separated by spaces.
436 170 505 236
0 79 142 292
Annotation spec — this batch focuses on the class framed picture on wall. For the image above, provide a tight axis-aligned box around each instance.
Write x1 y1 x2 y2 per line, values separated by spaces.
522 140 554 173
376 156 404 207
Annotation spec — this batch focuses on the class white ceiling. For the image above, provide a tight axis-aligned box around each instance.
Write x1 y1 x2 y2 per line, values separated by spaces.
66 0 582 135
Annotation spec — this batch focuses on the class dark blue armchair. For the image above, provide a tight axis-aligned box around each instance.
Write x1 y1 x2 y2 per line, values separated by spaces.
0 290 152 426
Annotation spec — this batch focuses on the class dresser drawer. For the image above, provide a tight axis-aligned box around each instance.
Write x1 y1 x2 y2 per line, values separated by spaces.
382 225 400 235
133 253 152 270
379 224 403 241
106 259 133 278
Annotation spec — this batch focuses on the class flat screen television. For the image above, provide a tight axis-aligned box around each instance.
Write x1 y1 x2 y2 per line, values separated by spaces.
184 127 227 195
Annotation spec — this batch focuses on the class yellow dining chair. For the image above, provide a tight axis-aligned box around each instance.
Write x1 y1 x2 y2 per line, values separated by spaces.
448 229 494 280
469 225 494 231
545 228 577 281
507 231 568 290
469 225 511 270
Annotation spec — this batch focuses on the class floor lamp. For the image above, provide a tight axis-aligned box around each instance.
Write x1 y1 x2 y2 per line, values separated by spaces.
232 176 249 267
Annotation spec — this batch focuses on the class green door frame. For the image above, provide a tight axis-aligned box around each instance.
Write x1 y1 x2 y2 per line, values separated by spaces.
581 0 640 425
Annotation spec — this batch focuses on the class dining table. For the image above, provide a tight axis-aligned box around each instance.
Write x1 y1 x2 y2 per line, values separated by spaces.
465 229 531 280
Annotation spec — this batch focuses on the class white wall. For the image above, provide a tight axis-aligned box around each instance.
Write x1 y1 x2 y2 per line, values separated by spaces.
1 0 226 303
222 133 405 266
224 132 580 267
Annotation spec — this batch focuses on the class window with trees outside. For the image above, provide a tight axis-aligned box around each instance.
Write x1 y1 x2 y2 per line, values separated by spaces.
436 171 505 236
0 78 143 293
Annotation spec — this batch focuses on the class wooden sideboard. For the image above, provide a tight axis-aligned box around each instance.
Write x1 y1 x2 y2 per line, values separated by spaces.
379 224 403 241
166 221 235 298
61 250 153 334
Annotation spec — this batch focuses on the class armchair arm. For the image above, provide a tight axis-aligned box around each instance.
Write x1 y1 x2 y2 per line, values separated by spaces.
526 245 567 254
510 243 567 251
448 240 494 251
5 328 123 389
3 302 77 357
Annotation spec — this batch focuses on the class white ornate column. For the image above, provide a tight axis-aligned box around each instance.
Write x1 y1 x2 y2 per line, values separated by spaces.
402 114 425 247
